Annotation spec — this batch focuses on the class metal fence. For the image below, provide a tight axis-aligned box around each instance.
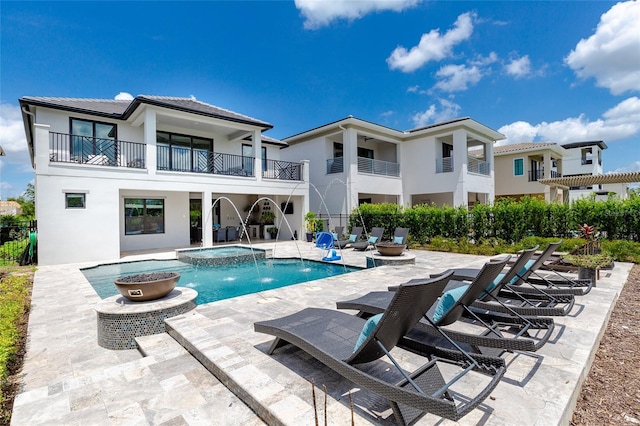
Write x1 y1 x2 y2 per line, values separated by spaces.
50 132 146 168
0 220 37 265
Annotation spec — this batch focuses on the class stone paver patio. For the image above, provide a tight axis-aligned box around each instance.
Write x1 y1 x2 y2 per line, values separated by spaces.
10 241 631 425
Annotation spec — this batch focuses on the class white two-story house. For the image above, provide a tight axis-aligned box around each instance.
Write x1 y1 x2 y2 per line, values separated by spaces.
20 95 309 265
281 116 504 226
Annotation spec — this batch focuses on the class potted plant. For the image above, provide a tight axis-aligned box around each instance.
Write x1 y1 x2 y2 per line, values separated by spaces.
261 211 276 240
304 211 317 242
266 226 278 239
562 253 613 285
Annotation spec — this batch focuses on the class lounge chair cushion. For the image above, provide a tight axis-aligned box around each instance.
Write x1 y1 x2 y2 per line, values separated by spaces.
349 234 357 243
433 285 469 322
394 236 403 244
353 313 383 352
332 233 338 240
368 236 378 244
510 259 535 284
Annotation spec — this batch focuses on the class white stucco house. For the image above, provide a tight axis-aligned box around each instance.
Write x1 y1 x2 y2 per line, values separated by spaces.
280 116 505 226
20 95 309 265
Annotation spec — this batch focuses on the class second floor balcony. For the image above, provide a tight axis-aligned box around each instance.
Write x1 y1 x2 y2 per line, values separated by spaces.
49 132 146 169
467 156 490 176
436 157 453 173
326 156 400 177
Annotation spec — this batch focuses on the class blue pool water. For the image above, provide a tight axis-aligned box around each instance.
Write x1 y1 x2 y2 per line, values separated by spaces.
82 258 360 305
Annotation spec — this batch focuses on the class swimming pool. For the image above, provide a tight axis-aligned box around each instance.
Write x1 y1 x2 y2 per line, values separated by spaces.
82 258 360 305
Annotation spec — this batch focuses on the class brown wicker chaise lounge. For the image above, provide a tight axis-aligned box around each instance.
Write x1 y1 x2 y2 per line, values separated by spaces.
335 226 363 249
433 246 576 318
254 271 506 424
338 256 555 354
352 227 384 251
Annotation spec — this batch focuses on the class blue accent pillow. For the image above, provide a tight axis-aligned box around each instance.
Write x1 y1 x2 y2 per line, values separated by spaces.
368 236 378 244
433 285 469 322
393 236 403 244
483 273 505 296
353 313 383 353
349 234 357 243
509 259 535 285
332 232 338 240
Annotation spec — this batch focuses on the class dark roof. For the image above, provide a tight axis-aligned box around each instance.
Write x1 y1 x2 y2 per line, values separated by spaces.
19 95 273 129
561 140 608 150
406 117 469 133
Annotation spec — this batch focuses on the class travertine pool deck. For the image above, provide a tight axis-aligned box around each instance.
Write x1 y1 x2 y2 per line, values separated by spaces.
11 242 631 425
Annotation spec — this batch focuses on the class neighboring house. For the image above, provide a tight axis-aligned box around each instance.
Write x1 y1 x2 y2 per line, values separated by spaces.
281 116 504 224
20 95 309 265
493 142 567 203
0 200 23 216
560 141 626 201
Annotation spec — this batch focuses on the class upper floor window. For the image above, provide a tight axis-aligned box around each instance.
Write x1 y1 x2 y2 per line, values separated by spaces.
514 158 524 176
357 147 374 159
333 142 343 158
581 147 593 165
70 118 117 163
157 131 213 172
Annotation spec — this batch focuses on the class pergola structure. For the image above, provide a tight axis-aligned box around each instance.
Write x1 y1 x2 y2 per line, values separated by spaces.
538 171 640 203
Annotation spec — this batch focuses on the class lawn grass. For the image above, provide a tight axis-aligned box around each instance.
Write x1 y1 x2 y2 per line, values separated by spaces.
0 267 33 425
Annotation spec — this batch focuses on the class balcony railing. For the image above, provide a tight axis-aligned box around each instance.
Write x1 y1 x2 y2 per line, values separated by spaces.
49 132 146 168
550 170 562 178
357 157 400 177
467 156 490 175
326 157 344 174
436 157 453 173
528 169 544 182
158 145 254 176
262 159 302 181
581 158 593 165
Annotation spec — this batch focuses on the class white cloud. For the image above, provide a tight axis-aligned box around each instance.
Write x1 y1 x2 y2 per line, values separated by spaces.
380 110 394 118
0 103 28 157
387 12 475 73
504 55 531 79
295 0 420 29
411 98 461 127
497 96 640 145
470 51 498 66
565 0 640 95
612 160 640 173
433 64 483 92
114 92 134 101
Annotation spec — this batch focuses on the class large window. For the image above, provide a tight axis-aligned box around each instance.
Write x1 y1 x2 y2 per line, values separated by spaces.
65 193 85 209
70 118 117 163
514 158 524 176
124 198 165 235
157 131 213 172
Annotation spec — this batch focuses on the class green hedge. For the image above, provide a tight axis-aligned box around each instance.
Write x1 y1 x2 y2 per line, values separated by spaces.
347 196 640 244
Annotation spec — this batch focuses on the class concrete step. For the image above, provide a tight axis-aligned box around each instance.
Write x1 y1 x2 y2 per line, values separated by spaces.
135 332 188 360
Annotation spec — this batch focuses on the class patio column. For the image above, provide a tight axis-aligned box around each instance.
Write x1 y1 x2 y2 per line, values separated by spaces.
144 108 157 175
344 127 358 214
202 192 213 247
452 129 468 207
253 129 262 182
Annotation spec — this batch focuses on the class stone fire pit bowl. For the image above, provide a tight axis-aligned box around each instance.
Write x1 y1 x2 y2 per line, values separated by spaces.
114 272 181 302
375 242 407 256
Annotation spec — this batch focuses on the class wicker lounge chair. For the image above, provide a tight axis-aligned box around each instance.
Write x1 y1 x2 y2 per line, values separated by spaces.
433 246 576 317
393 227 410 245
335 226 363 249
352 227 384 251
338 256 555 354
254 271 506 424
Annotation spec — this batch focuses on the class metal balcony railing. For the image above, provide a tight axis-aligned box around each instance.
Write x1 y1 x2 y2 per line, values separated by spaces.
357 157 400 177
157 146 254 176
528 169 544 182
326 157 344 174
49 132 146 168
263 159 302 181
550 170 562 178
467 156 490 175
436 157 453 173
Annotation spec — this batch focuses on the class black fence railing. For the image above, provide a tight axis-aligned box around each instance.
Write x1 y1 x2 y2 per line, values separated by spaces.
0 220 37 265
528 169 544 182
157 146 255 176
263 159 302 181
49 132 146 168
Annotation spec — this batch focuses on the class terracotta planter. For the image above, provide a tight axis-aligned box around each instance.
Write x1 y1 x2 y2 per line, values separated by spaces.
375 242 406 256
114 272 180 302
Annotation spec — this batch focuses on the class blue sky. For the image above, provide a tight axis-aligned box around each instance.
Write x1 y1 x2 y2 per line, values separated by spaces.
1 0 639 199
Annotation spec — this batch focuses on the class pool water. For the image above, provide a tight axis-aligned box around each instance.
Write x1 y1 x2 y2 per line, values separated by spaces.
82 258 360 305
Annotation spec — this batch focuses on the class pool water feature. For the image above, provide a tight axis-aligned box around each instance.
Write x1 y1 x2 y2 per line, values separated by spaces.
82 257 360 305
176 246 266 266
